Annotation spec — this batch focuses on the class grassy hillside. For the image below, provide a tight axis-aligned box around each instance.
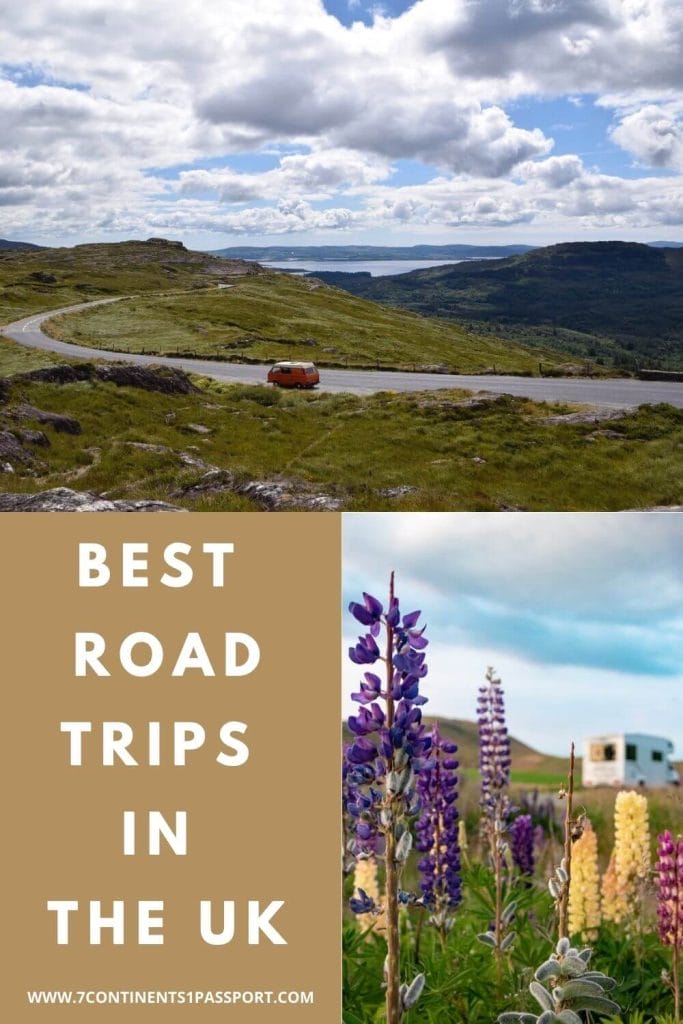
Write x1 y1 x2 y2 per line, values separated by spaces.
312 241 683 371
423 717 569 784
1 337 681 511
42 271 567 374
0 238 260 326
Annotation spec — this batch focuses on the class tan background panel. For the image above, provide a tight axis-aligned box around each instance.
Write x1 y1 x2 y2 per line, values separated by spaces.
2 513 341 1021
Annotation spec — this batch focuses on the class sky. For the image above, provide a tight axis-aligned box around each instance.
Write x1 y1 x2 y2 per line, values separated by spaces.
1 0 683 248
342 513 683 758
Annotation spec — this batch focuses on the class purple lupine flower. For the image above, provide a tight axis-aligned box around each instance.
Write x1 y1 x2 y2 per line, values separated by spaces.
415 725 462 922
344 574 430 876
510 814 535 876
477 666 512 827
656 831 683 947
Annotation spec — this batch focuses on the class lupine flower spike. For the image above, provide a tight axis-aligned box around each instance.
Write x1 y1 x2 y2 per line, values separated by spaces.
568 820 601 941
603 790 651 924
510 814 535 877
415 724 462 938
344 574 431 1024
656 831 683 1023
476 667 517 987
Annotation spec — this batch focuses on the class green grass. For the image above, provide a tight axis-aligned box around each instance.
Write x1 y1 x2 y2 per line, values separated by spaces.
0 239 255 326
319 241 683 371
43 270 567 374
1 340 682 510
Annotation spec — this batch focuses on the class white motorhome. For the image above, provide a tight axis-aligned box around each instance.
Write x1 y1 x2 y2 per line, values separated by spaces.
583 733 680 788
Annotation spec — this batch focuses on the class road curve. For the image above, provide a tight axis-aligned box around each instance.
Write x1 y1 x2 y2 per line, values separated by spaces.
3 298 683 409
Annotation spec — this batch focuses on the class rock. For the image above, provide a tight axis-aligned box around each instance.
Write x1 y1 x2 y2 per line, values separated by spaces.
14 403 81 434
586 429 625 440
17 362 198 395
0 487 184 512
539 409 627 427
145 237 185 249
175 470 343 511
624 505 683 512
472 456 486 464
124 441 214 472
376 485 417 499
1 461 15 473
0 429 32 464
235 478 343 511
418 393 501 413
17 365 93 385
96 364 198 394
165 412 177 424
185 423 212 435
17 429 50 447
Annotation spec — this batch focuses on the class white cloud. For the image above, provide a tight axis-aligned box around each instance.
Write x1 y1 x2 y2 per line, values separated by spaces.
611 104 683 169
0 0 682 241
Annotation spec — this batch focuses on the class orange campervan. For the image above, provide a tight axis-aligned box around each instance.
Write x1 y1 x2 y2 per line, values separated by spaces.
267 361 320 388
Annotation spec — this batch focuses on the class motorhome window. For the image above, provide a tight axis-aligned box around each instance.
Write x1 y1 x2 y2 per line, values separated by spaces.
280 366 291 373
626 743 637 761
652 750 663 762
604 744 616 761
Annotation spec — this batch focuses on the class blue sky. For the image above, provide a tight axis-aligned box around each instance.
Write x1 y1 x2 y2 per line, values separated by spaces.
1 1 682 247
342 514 683 757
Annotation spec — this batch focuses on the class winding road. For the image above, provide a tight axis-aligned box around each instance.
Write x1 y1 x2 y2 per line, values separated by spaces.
3 298 683 409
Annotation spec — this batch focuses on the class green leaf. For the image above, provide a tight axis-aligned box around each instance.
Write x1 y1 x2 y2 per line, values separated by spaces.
498 1015 538 1024
563 995 621 1015
530 981 554 1012
535 960 562 982
560 979 608 999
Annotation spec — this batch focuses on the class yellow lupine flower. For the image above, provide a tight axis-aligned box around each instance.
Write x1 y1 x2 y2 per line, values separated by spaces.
569 821 601 940
603 790 651 922
601 852 625 922
614 789 651 886
353 857 385 936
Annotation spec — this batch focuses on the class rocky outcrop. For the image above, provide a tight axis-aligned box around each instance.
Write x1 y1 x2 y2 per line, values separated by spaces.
174 469 343 511
13 403 81 434
0 487 183 512
15 363 198 395
539 408 627 426
0 429 33 465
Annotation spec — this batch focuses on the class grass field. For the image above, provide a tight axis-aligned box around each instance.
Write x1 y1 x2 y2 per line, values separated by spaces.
0 239 251 325
42 271 568 375
1 339 682 510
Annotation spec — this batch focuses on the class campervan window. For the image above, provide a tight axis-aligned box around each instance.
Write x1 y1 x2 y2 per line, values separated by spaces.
590 743 616 761
626 743 637 761
652 750 663 762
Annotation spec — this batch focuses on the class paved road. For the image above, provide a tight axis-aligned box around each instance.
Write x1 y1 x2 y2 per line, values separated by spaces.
3 298 683 409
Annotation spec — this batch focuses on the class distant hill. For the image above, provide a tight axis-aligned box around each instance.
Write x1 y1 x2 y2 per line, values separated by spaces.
311 241 683 371
344 716 570 783
0 237 261 326
0 238 45 252
210 243 535 262
425 717 570 782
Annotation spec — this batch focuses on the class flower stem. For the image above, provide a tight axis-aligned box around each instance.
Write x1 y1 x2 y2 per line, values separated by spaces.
674 944 681 1024
384 571 400 1024
493 824 503 994
558 742 575 939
